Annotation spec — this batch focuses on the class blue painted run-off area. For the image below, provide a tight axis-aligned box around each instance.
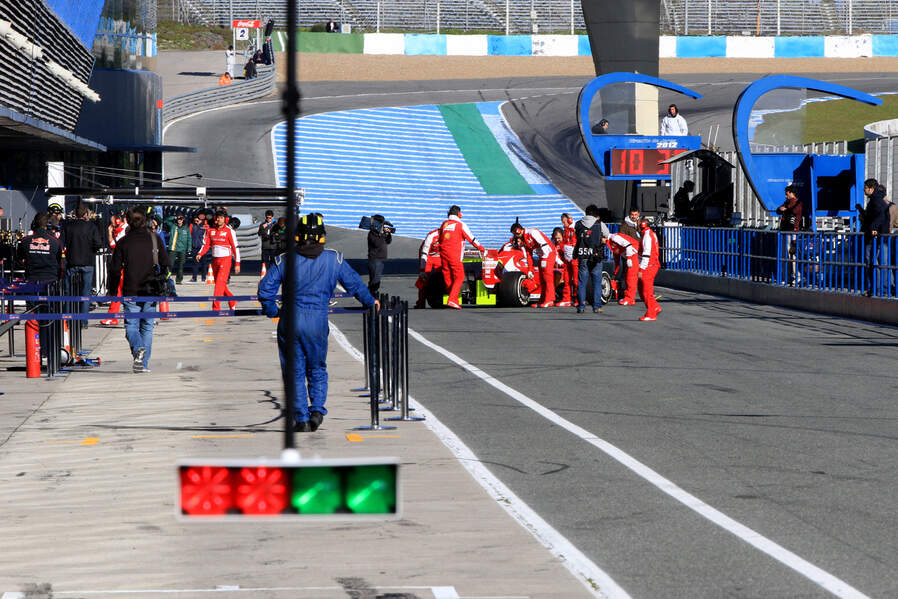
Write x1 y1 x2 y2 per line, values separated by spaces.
273 104 581 247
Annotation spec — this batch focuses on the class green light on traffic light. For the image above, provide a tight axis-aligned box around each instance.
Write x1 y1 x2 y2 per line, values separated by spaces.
346 465 396 514
291 467 341 514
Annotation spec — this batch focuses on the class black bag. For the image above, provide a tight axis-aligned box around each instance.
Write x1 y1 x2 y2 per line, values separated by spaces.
141 234 177 298
574 222 606 262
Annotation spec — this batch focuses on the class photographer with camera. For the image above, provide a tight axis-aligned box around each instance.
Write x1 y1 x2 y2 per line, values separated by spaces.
367 214 393 294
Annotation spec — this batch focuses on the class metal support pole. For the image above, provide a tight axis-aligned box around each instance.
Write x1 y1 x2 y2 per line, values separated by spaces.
708 0 711 34
387 300 424 422
570 0 574 34
355 304 395 431
437 1 441 34
377 0 381 33
848 0 853 35
506 0 510 35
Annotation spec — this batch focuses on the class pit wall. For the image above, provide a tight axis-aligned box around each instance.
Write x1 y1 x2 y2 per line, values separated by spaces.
276 32 898 57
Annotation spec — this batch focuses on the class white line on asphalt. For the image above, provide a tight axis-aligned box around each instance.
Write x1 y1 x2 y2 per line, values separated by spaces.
406 328 870 599
45 585 461 595
329 322 630 599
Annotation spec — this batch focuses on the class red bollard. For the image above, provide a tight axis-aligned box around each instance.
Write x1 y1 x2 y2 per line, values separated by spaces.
25 320 41 378
160 300 171 320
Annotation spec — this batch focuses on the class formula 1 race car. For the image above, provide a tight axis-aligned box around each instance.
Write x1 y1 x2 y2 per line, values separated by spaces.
423 245 612 308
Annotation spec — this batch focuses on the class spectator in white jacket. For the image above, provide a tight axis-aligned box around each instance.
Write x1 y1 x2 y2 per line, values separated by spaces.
660 104 688 136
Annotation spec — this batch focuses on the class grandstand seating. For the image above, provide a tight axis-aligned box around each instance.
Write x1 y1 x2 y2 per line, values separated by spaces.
169 0 586 33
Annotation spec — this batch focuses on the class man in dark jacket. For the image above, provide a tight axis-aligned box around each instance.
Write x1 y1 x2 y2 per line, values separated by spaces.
257 210 277 270
17 213 64 360
574 205 610 313
367 214 392 294
108 208 171 373
165 213 192 284
189 211 209 282
777 184 803 285
859 178 890 296
62 204 104 315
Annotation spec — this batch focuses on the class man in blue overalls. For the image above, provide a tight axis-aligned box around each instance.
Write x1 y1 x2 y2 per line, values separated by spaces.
258 213 379 432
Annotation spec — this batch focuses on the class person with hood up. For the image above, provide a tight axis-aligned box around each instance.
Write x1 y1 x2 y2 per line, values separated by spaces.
573 205 610 313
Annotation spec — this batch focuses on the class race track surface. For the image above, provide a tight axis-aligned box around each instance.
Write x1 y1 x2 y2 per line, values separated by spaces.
163 71 898 598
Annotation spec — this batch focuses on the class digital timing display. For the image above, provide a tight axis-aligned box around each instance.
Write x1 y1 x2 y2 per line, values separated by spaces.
610 148 689 177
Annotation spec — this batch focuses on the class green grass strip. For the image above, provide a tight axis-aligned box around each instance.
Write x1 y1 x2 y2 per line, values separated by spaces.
754 94 898 153
273 32 364 53
438 103 534 196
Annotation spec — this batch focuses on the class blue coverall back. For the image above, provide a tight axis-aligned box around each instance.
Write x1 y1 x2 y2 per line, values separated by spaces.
258 248 376 423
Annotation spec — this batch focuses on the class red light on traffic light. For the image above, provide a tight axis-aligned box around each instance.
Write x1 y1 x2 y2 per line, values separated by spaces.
235 466 288 515
180 466 233 515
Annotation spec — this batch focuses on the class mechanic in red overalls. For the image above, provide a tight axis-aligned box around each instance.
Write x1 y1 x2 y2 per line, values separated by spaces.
415 227 442 309
196 210 240 310
637 219 661 321
100 215 129 326
552 227 573 307
511 221 558 308
606 232 640 306
561 213 579 306
438 206 485 309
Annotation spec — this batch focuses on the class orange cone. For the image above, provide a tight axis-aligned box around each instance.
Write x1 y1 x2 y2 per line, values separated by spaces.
260 262 267 279
205 264 215 286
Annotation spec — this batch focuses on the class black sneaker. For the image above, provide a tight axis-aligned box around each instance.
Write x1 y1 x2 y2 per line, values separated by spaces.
294 421 311 433
132 348 146 373
309 411 324 432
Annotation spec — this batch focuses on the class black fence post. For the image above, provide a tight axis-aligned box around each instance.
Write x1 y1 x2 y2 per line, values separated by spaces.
387 300 424 423
354 303 396 432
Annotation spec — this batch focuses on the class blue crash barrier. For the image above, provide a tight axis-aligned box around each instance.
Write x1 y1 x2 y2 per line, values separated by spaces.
660 224 897 299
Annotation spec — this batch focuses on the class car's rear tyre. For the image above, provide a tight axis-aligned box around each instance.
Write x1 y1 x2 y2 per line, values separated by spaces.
498 272 531 307
424 274 446 309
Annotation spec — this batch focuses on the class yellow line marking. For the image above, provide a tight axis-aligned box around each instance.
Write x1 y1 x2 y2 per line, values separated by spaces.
199 303 208 308
192 434 254 439
202 338 213 342
204 319 215 325
345 433 401 442
45 437 100 445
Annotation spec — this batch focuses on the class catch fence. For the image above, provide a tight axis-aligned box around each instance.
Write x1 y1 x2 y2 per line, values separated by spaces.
661 0 898 36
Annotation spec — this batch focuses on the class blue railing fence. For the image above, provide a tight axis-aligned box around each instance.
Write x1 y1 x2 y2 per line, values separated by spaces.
660 224 897 300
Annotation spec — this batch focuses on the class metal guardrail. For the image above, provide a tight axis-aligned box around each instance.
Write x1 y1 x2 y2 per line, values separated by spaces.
162 64 276 125
661 224 897 300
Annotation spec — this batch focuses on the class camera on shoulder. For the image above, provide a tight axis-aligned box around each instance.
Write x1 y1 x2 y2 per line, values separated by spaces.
358 214 396 234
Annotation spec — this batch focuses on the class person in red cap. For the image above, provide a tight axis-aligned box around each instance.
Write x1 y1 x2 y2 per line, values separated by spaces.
438 205 485 309
510 220 559 308
637 219 661 321
606 232 640 306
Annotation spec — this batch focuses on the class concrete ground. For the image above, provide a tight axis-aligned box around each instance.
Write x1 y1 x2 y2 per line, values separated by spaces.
0 274 596 598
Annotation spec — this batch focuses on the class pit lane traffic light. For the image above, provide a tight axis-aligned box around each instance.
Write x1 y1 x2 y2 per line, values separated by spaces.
178 457 399 520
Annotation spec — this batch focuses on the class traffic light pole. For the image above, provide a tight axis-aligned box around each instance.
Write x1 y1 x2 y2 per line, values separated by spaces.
281 0 300 457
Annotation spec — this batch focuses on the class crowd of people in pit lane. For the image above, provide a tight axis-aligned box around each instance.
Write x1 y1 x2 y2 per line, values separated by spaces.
414 204 663 321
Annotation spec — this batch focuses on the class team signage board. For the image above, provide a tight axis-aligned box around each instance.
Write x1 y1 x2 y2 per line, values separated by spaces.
232 19 262 28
